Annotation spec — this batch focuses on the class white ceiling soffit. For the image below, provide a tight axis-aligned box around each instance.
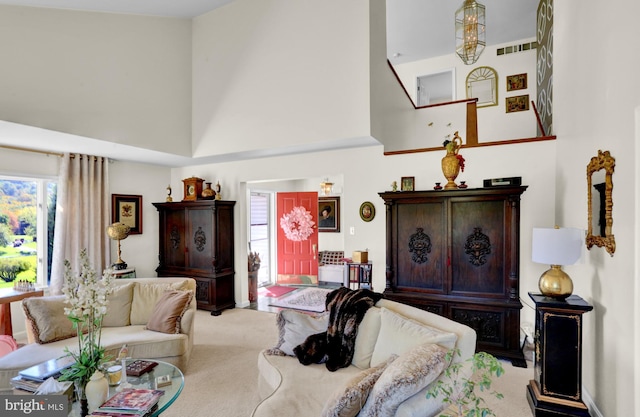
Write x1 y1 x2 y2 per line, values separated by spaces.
0 121 379 167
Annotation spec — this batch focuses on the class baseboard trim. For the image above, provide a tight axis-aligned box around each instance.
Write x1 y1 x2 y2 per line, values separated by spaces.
583 386 604 417
237 300 250 308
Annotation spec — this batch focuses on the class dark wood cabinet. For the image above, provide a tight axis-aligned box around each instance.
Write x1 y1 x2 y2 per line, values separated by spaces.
379 186 527 366
527 293 592 417
153 200 236 316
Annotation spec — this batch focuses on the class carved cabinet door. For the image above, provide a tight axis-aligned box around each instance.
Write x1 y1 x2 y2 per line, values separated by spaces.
186 206 214 272
450 198 506 297
396 200 446 293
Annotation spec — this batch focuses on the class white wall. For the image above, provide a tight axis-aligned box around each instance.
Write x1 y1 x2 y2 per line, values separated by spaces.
108 161 172 278
191 0 372 157
553 1 640 416
0 6 193 157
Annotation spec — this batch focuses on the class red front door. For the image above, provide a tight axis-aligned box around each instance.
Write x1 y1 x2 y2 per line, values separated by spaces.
276 192 318 285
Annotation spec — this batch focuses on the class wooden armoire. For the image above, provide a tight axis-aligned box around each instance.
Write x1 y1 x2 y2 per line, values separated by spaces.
153 200 236 316
379 186 527 366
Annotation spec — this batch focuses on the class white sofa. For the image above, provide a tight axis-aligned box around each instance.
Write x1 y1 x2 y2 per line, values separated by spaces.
0 277 196 393
252 298 477 417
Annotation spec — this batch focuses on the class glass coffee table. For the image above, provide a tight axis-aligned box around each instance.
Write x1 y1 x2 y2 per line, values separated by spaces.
69 359 184 416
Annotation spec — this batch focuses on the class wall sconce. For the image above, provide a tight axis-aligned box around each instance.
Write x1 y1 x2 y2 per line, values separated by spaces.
455 0 486 65
320 178 334 196
532 227 583 299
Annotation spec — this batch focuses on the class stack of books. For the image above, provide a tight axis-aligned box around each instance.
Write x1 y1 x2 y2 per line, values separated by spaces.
10 375 43 393
89 388 164 417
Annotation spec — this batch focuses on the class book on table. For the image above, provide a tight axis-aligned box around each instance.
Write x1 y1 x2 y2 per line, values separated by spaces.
95 388 164 415
18 355 75 382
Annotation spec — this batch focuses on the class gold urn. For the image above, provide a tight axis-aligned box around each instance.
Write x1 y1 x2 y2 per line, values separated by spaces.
441 132 463 190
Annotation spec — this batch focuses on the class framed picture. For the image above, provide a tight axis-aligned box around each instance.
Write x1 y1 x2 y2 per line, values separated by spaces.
506 95 530 113
318 196 340 233
359 201 375 222
401 177 415 191
506 73 527 91
112 194 142 234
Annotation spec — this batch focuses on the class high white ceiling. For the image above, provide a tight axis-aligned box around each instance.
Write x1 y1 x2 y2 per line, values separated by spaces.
0 0 539 166
0 0 233 18
387 0 539 65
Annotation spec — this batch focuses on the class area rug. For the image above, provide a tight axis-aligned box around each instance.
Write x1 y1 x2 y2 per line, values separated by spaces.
268 287 333 312
258 285 297 298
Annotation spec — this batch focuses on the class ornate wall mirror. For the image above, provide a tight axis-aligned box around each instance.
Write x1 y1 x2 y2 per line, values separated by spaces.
586 150 615 255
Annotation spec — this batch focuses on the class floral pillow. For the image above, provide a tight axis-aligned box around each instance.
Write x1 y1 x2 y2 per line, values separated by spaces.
359 343 449 417
321 355 397 417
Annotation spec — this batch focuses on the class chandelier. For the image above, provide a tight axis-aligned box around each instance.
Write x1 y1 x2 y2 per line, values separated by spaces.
455 0 486 65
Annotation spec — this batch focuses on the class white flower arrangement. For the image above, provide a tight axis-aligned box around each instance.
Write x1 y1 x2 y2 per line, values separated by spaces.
59 249 114 387
280 206 315 242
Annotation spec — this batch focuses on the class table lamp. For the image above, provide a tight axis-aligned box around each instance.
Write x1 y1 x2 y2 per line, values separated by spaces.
107 222 131 270
532 226 583 299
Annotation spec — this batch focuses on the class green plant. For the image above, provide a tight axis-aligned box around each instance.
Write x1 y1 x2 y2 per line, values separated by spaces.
426 349 504 417
58 249 114 388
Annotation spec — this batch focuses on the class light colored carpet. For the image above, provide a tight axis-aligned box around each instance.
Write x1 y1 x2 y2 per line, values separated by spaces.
162 308 534 417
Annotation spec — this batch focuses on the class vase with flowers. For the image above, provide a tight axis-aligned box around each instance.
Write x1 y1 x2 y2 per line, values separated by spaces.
58 249 114 417
441 132 466 190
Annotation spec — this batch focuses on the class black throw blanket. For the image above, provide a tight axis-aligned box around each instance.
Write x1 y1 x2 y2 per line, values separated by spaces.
294 286 383 372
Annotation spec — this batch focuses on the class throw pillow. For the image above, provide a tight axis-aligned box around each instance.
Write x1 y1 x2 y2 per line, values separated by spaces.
145 290 194 334
370 307 457 367
130 280 190 325
359 343 448 417
102 282 135 327
351 307 382 369
266 309 329 356
321 354 398 417
22 295 76 344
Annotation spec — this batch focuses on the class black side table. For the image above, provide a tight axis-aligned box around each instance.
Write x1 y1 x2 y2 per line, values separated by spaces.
526 292 593 417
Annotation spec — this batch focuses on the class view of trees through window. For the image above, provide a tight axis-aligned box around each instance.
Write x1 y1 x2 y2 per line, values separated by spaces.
0 178 56 288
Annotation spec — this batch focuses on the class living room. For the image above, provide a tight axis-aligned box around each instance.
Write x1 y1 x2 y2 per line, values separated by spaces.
0 1 637 417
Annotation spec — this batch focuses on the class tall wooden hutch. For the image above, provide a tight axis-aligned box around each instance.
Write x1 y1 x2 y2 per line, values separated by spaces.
153 200 235 316
379 186 527 366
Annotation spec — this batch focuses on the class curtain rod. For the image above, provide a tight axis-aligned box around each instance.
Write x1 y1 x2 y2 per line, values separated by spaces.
0 144 63 157
0 145 107 161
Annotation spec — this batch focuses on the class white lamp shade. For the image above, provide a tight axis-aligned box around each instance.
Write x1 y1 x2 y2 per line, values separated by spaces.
532 227 583 266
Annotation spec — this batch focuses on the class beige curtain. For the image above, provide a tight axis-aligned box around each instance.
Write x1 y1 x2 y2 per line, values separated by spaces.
50 153 111 294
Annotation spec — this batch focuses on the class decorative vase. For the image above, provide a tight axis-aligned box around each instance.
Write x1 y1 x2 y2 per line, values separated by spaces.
74 380 89 417
441 133 463 190
85 370 108 413
201 182 215 199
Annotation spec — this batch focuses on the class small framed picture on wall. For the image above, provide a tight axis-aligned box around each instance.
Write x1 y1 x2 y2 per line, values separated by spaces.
318 196 340 233
505 95 530 113
112 194 143 234
506 73 527 91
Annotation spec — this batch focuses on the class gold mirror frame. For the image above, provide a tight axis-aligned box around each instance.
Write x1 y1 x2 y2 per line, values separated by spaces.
586 150 615 256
